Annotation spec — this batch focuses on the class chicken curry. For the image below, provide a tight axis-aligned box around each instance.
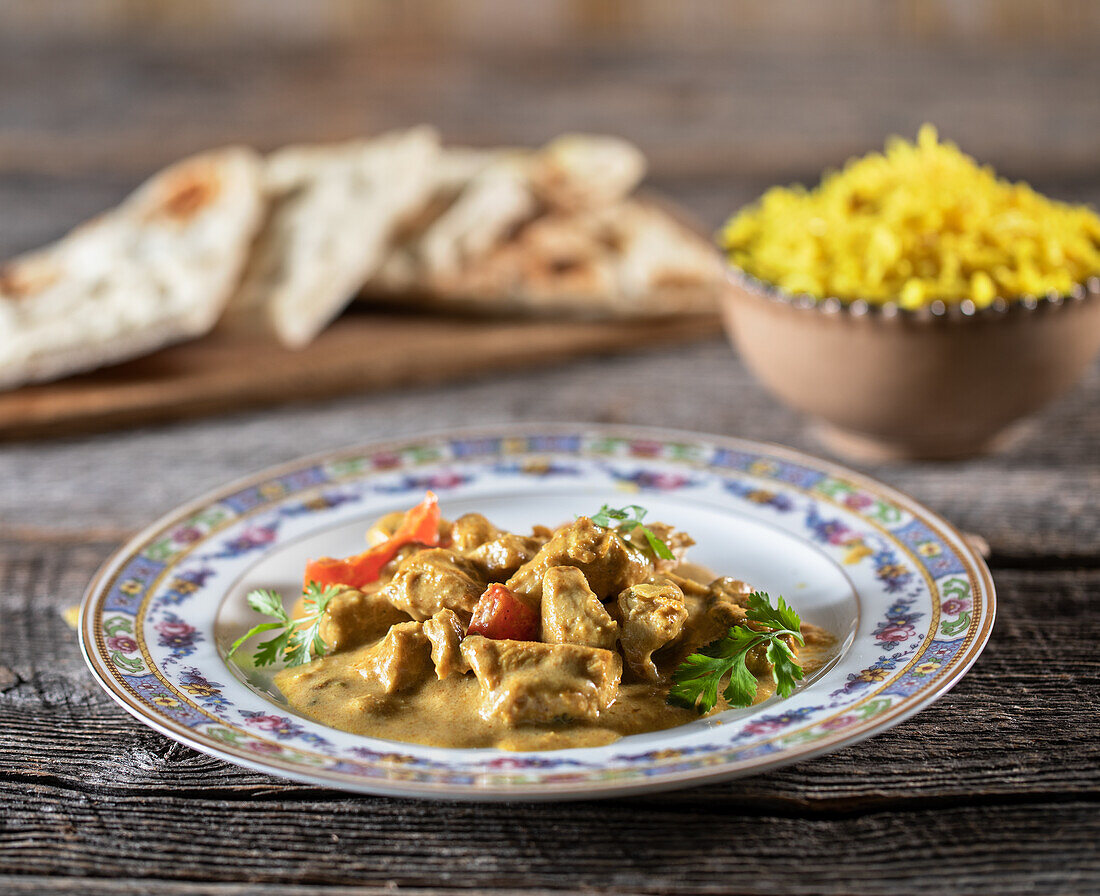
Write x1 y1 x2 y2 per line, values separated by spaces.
232 493 833 751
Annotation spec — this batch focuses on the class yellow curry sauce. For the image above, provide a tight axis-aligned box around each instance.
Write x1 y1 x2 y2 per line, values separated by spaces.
272 508 835 751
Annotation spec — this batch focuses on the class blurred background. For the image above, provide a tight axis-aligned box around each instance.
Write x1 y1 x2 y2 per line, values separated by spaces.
4 0 1099 257
6 6 1100 891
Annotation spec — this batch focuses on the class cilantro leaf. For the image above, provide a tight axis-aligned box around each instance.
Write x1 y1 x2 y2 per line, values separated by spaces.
589 504 675 561
254 630 292 667
746 591 803 641
227 581 340 668
247 588 289 620
766 637 805 698
590 505 630 528
227 621 285 659
666 591 805 714
640 527 675 561
668 653 727 712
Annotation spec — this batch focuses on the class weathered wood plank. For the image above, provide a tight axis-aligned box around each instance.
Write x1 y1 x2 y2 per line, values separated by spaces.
3 784 1097 895
0 882 572 896
8 0 1098 48
1 37 1098 190
3 568 1099 896
2 23 1099 896
2 537 1097 809
3 352 1090 896
1 344 1097 560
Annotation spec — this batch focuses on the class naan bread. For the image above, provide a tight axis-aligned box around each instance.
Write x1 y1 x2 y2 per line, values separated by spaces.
371 199 723 318
529 133 646 212
0 146 264 389
374 149 535 292
225 127 440 348
366 135 646 297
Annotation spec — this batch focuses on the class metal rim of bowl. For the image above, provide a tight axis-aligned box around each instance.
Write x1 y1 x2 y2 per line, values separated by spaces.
725 265 1100 322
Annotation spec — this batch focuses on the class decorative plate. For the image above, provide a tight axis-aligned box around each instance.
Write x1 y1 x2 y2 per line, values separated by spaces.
80 425 994 800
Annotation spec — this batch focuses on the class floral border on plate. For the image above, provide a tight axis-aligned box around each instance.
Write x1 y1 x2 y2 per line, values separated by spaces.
81 426 994 797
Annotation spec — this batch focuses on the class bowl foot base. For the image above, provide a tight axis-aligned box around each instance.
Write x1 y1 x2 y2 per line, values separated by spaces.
812 421 1026 462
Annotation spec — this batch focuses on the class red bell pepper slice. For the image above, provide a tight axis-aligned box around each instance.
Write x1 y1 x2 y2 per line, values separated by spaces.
467 584 540 641
303 491 440 590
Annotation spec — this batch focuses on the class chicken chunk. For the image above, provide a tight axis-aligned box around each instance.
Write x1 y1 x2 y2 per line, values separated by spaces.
708 576 754 608
646 570 710 601
317 587 410 653
541 566 620 650
506 517 651 605
617 581 688 681
625 521 695 573
467 533 543 580
710 576 798 677
449 513 499 551
356 621 432 694
460 635 622 725
381 548 486 622
660 577 774 673
422 608 469 679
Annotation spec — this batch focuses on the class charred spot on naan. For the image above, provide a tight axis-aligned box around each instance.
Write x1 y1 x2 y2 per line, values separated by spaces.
146 162 224 223
0 257 59 300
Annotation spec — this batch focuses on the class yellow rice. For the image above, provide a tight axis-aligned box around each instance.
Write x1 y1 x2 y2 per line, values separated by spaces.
719 125 1100 308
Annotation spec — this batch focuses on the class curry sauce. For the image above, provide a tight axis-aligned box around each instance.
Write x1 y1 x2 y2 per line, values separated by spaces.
276 624 834 750
264 497 835 751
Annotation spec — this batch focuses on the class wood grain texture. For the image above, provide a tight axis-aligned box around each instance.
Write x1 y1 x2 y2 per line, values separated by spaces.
4 379 1099 896
3 540 1099 806
3 34 1100 259
2 537 1099 892
1 342 1097 561
8 0 1099 48
3 21 1100 896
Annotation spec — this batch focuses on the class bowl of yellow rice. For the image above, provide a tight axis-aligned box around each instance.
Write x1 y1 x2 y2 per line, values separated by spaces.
718 125 1100 460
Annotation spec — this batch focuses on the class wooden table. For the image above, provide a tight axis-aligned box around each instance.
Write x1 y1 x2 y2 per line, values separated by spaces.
3 20 1100 896
4 347 1099 895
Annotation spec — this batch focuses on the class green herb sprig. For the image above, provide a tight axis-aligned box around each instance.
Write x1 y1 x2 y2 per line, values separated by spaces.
668 591 805 713
227 581 339 668
589 504 675 560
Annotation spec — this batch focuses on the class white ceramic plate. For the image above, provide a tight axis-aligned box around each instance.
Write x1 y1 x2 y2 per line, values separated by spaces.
80 424 994 800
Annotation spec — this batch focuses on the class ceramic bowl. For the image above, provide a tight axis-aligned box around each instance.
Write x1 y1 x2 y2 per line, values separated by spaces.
720 269 1100 460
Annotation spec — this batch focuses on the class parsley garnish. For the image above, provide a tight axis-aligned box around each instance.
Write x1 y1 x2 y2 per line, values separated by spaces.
590 504 675 560
227 581 340 668
667 591 805 713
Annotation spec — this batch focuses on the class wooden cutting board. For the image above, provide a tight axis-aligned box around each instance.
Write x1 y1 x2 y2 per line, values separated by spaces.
0 310 722 440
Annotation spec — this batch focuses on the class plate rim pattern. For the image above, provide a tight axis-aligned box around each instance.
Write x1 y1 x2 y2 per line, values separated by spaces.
79 423 996 800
